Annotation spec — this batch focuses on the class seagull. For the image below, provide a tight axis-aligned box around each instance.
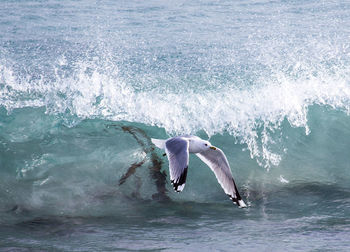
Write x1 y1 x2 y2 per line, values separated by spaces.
151 135 247 208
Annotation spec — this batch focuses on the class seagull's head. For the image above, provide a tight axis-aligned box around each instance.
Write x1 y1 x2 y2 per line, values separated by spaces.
203 141 217 151
188 137 217 153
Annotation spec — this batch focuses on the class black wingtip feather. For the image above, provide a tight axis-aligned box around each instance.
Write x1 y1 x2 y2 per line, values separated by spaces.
171 167 188 192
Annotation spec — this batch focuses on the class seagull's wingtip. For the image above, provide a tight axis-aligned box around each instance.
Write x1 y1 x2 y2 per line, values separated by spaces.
229 195 247 208
237 199 247 208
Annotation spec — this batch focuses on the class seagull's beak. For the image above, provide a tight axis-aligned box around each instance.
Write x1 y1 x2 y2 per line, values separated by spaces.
210 146 217 150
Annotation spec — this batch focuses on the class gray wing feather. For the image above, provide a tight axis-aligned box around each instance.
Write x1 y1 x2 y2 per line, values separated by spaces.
196 148 245 206
165 137 189 192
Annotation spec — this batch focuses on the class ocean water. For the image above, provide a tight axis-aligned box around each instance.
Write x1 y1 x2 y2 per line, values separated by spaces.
1 0 350 251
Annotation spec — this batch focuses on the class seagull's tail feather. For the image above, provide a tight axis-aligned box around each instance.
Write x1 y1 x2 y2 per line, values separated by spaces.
151 138 166 149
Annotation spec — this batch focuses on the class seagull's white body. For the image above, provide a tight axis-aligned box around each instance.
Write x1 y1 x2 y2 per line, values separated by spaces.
151 135 247 208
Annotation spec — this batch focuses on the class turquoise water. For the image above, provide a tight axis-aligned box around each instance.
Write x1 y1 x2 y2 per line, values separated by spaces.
1 0 350 251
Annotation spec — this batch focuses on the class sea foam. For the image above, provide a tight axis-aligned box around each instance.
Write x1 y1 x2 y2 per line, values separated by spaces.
1 54 350 168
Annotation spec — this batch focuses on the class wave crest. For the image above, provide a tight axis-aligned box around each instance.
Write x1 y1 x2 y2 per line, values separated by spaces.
1 47 350 168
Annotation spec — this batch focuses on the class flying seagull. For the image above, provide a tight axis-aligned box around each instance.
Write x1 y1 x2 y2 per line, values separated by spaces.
151 135 247 208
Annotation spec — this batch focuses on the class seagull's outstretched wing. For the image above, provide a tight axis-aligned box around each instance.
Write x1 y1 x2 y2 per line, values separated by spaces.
165 137 189 192
196 148 247 207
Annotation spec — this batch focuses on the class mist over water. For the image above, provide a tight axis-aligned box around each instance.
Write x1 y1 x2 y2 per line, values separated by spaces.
1 0 350 251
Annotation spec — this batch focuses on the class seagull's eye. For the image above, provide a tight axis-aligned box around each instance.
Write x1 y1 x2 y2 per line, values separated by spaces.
205 144 208 146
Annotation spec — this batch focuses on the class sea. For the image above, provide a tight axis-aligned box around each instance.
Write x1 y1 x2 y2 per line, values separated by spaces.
1 0 350 251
